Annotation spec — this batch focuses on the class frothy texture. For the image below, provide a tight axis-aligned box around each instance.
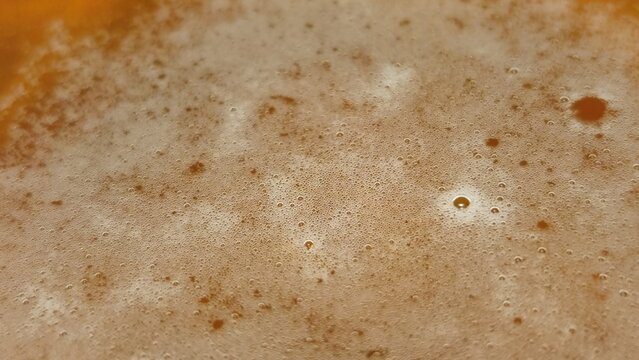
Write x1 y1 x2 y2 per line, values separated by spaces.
1 1 638 359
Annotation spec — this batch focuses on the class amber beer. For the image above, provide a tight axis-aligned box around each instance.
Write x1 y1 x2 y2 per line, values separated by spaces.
0 1 637 359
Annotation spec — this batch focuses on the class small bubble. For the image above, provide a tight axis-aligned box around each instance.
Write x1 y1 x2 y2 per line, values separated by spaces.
633 164 639 170
598 273 608 280
498 182 506 188
619 290 629 297
514 256 524 263
490 207 500 214
560 96 570 103
365 244 373 250
304 241 314 250
453 196 471 209
508 67 519 74
537 247 547 254
503 300 511 307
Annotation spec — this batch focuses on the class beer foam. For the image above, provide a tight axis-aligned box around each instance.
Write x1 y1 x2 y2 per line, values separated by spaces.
0 0 638 359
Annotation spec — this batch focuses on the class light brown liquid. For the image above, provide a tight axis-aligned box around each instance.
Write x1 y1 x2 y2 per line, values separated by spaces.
1 1 638 359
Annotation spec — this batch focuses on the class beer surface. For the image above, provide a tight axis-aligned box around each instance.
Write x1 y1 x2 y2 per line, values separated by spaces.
1 1 638 359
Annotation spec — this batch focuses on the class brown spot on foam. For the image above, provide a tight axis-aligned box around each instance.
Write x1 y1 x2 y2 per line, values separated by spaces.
50 200 63 205
571 96 607 123
536 220 550 230
351 49 373 67
399 18 411 27
269 95 298 105
188 161 205 174
285 62 302 79
82 268 109 302
485 138 500 147
258 103 277 119
365 348 388 358
449 17 465 29
513 317 523 325
210 318 224 330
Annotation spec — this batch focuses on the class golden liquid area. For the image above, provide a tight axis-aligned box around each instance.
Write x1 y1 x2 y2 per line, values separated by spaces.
577 0 639 17
0 0 156 145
